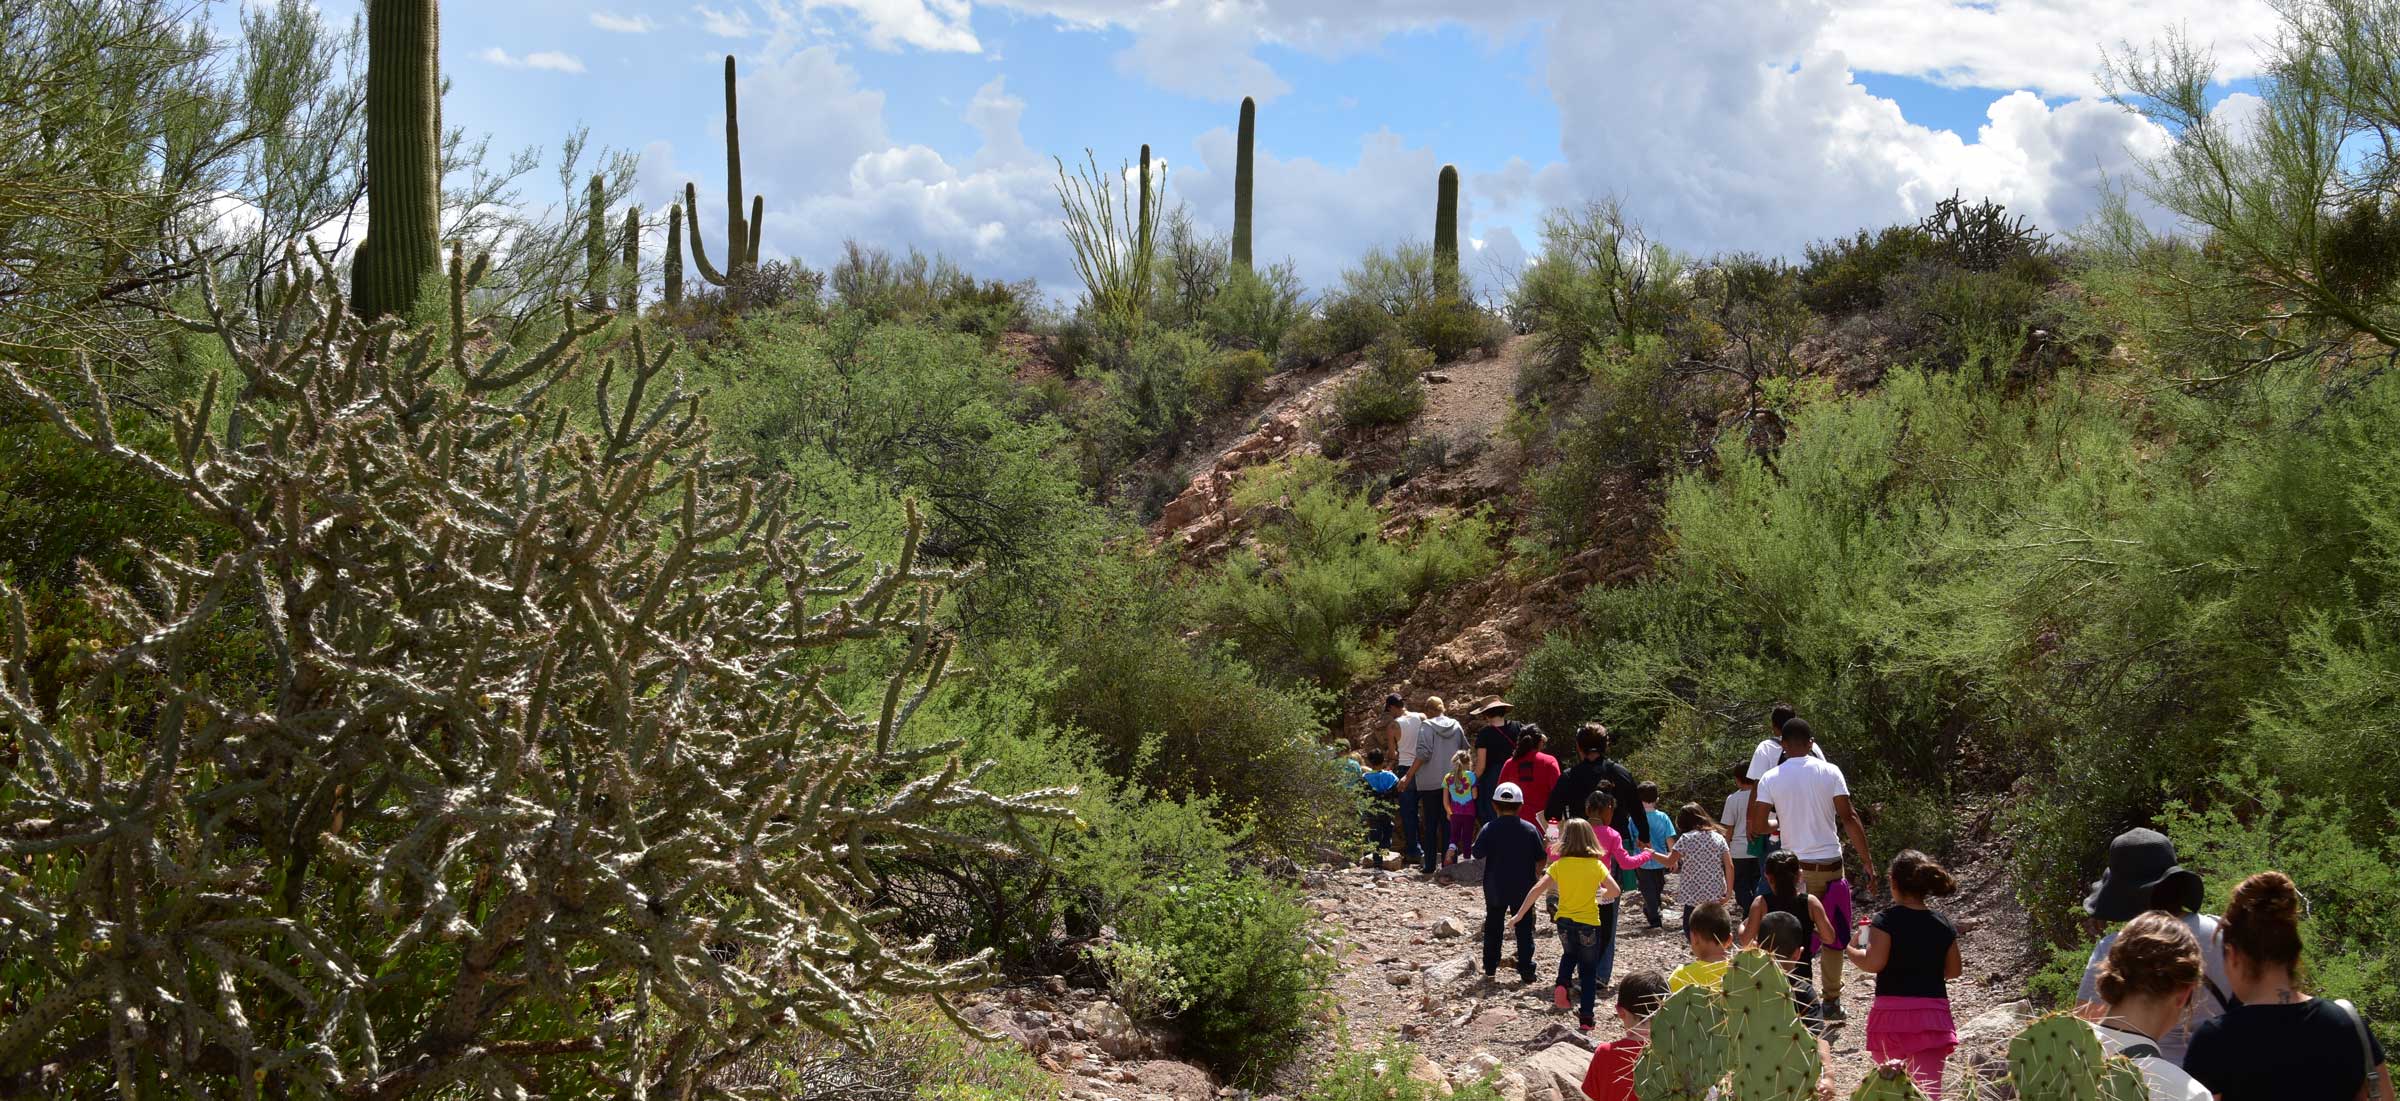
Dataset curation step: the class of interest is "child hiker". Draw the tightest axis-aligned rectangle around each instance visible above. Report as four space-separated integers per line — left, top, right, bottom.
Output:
1743 849 1839 973
1848 850 1963 1100
1723 763 1762 912
1663 802 1734 929
1669 901 1736 992
1512 818 1627 1030
1443 750 1478 866
1568 789 1661 993
1580 971 1672 1101
1362 749 1399 853
1635 781 1674 928
1473 782 1545 982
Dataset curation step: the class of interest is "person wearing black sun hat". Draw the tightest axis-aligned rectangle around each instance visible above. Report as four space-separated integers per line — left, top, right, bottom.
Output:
2071 828 2234 1066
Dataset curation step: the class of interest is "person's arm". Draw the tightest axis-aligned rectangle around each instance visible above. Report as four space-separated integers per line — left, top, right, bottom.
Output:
1944 940 1964 981
1844 922 1889 973
1471 821 1491 860
1748 796 1774 844
1666 842 1685 872
1598 872 1624 905
1741 898 1763 947
1808 896 1838 947
2362 1060 2393 1101
1512 873 1557 925
1721 848 1736 903
1833 794 1874 887
1475 737 1491 785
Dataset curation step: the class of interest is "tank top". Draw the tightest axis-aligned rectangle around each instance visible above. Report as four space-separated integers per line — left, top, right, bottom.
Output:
1765 883 1814 960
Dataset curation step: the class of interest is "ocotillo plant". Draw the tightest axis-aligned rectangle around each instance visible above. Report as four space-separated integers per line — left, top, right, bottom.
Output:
0 246 1074 1097
1055 149 1163 339
1634 983 1732 1101
1434 163 1462 298
1723 950 1820 1101
1233 95 1256 272
681 55 766 296
352 0 441 319
665 200 685 305
583 172 607 310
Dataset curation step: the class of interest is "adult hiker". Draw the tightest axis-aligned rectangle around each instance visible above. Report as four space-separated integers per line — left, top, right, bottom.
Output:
2072 827 2231 1065
1398 695 1469 875
2088 912 2214 1101
1548 723 1653 869
2183 871 2393 1101
1745 701 1828 782
1496 724 1562 829
1382 693 1425 862
1468 698 1522 826
1748 717 1874 1021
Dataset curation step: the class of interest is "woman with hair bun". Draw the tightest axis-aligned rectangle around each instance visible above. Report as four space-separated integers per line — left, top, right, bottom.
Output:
2183 872 2393 1101
2089 912 2212 1100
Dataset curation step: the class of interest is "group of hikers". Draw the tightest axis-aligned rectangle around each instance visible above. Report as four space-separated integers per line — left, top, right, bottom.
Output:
1345 696 2392 1101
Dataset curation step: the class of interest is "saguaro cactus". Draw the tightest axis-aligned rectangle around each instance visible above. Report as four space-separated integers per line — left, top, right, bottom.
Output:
1232 95 1256 272
681 55 766 293
351 0 442 319
664 201 684 306
618 205 640 311
1723 950 1820 1101
583 173 607 310
1139 143 1154 265
1634 984 1731 1101
1434 163 1462 298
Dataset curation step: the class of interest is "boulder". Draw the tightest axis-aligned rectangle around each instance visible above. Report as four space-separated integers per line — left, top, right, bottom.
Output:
1432 915 1467 939
1074 1002 1151 1061
1407 1052 1454 1096
1124 1059 1215 1098
1956 999 2036 1052
1446 857 1486 886
1449 1051 1503 1088
1521 1042 1595 1101
1422 956 1477 986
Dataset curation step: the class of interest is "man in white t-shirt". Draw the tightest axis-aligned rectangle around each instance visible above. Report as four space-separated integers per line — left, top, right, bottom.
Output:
1381 693 1425 862
1745 702 1827 782
1749 718 1874 1018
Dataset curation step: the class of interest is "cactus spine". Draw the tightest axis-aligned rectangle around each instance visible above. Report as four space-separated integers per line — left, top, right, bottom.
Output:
1232 95 1255 272
1434 162 1461 298
583 173 607 311
619 205 640 311
681 55 764 292
352 0 442 319
664 202 684 306
1635 984 1731 1101
2006 1014 2107 1101
1851 1064 1934 1101
1723 950 1820 1101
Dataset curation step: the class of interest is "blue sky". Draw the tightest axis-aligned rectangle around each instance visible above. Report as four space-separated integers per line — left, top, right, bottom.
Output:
280 0 2277 302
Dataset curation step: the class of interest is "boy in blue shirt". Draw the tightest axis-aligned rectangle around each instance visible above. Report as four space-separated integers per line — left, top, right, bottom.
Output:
1473 782 1544 982
1362 749 1400 852
1636 781 1675 928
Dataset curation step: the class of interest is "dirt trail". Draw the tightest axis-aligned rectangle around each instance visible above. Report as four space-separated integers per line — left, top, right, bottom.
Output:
1409 335 1530 488
1293 828 2038 1100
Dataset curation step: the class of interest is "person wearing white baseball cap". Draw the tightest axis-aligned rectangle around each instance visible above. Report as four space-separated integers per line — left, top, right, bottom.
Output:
1474 782 1545 983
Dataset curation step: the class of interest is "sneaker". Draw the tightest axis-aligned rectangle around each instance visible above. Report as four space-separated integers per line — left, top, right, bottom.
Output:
1823 999 1847 1022
1578 1016 1596 1032
1553 984 1572 1010
1518 969 1538 985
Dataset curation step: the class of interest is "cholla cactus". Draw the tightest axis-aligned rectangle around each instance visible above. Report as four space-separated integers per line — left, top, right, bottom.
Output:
0 246 1072 1098
1852 1063 1934 1101
1635 983 1731 1101
1723 949 1818 1101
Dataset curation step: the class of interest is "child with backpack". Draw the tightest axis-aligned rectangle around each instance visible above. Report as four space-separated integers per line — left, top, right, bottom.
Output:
1442 750 1478 866
1580 971 1672 1101
1723 764 1762 912
1848 850 1964 1100
1663 802 1733 929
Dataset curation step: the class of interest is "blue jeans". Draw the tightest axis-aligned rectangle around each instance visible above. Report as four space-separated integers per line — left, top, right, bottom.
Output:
1555 915 1608 1024
1636 868 1668 926
1734 857 1761 914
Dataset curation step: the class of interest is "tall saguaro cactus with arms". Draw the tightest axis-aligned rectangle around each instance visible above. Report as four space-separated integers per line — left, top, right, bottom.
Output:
351 0 442 320
682 55 766 298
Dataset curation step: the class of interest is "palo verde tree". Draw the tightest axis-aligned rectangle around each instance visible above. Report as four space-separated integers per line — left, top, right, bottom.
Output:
0 248 1072 1098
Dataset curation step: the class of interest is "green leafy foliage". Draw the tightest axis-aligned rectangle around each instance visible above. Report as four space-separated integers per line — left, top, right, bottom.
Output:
1205 262 1307 356
1121 871 1333 1087
1194 456 1495 692
1335 337 1431 428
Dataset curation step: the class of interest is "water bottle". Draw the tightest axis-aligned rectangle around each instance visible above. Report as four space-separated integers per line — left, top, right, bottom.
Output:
1545 820 1562 859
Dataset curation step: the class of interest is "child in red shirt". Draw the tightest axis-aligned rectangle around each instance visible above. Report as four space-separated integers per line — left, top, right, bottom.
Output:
1582 970 1671 1101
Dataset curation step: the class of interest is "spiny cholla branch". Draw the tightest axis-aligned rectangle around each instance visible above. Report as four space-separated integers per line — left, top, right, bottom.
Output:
0 246 1074 1100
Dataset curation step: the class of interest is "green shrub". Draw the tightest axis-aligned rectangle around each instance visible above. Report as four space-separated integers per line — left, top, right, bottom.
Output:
1798 223 1939 315
1280 315 1340 369
1124 871 1333 1086
1335 337 1431 428
1206 262 1307 356
1523 334 1687 542
1086 938 1194 1024
1301 1044 1511 1101
1090 327 1217 464
1405 294 1497 362
766 998 1062 1101
1198 348 1273 413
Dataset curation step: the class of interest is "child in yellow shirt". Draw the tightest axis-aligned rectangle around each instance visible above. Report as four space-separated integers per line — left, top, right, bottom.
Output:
1668 901 1735 992
1511 818 1626 1030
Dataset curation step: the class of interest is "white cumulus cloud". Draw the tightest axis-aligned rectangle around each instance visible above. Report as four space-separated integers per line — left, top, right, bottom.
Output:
478 47 587 73
590 11 659 33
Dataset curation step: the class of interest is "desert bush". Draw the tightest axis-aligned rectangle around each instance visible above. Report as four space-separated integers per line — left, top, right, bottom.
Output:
1799 223 1940 315
751 998 1062 1101
1122 871 1332 1086
1509 200 1692 400
1335 336 1431 428
1198 348 1274 412
1086 938 1194 1024
1153 205 1231 328
1205 262 1307 356
829 241 1033 340
1522 334 1688 542
1089 327 1217 466
1406 294 1499 362
0 255 1071 1097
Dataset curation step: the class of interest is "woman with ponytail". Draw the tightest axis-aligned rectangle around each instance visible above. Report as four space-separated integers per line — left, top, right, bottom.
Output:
2184 872 2392 1101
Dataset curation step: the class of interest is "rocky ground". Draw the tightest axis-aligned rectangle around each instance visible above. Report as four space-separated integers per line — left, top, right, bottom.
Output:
966 826 2044 1101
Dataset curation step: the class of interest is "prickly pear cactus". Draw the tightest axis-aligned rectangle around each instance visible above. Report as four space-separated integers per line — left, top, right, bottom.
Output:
1723 949 1819 1101
2095 1055 2149 1101
1851 1062 1934 1101
2007 1014 2107 1101
1635 984 1730 1101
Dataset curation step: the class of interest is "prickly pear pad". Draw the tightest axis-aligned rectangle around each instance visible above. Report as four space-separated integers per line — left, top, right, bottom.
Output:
1634 983 1731 1101
1723 948 1820 1101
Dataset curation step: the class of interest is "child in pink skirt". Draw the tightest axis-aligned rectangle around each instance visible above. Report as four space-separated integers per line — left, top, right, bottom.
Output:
1442 751 1479 865
1846 850 1963 1099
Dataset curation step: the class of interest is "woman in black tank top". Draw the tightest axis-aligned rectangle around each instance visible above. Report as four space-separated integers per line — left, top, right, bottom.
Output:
1744 849 1837 960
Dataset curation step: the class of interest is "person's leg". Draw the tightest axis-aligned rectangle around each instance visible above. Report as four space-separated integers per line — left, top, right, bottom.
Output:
1734 858 1759 913
1681 902 1694 930
1567 921 1602 1024
1419 797 1448 873
1639 869 1666 927
1398 789 1420 862
1801 865 1846 1008
1475 791 1495 827
1482 899 1504 977
1514 909 1538 982
1594 900 1619 989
